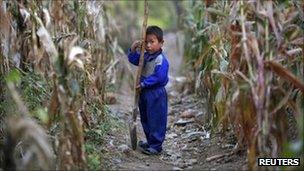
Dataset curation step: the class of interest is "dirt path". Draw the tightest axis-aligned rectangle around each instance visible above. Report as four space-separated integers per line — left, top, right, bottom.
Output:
105 32 247 170
106 93 247 170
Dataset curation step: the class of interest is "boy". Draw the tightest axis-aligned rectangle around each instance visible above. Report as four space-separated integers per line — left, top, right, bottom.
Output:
127 26 169 155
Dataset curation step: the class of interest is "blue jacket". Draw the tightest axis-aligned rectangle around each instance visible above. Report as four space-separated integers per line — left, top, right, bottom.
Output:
127 49 169 89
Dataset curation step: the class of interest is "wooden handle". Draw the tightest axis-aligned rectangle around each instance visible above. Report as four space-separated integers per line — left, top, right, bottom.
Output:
134 0 149 108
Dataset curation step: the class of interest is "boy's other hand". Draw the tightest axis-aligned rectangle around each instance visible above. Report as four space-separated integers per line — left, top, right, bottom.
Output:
131 40 142 52
136 84 141 93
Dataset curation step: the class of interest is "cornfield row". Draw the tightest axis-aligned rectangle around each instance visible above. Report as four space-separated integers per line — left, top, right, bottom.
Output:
184 0 303 169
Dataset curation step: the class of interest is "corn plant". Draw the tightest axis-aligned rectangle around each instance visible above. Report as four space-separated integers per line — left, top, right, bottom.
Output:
0 0 114 170
184 0 303 169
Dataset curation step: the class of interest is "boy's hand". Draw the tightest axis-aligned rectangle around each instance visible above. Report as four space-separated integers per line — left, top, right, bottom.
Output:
136 84 141 93
131 40 142 52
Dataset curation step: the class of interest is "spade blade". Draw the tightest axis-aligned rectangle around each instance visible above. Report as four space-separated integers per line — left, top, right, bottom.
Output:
129 121 137 150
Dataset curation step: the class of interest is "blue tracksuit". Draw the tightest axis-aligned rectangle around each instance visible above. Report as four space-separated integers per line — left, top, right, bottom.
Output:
128 48 169 152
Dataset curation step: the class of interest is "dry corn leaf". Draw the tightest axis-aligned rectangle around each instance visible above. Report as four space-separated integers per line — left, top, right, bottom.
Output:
19 7 30 24
289 37 304 46
48 83 59 126
42 8 51 29
36 26 58 62
266 1 281 46
283 11 298 25
286 48 302 56
0 5 10 36
266 60 304 93
67 46 89 70
229 23 242 71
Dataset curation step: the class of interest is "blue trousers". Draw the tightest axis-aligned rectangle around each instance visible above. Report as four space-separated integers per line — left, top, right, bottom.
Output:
139 87 168 152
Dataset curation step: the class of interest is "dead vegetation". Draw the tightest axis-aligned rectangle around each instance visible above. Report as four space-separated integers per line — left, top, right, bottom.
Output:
184 0 303 169
0 0 121 170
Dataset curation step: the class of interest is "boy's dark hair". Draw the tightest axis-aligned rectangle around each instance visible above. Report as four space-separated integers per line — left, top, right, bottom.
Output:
146 26 163 42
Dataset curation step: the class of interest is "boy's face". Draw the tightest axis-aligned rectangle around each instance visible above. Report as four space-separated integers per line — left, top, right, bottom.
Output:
145 34 163 54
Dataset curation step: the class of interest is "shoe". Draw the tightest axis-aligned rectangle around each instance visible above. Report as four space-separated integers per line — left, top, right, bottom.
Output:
138 140 149 150
141 147 161 155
